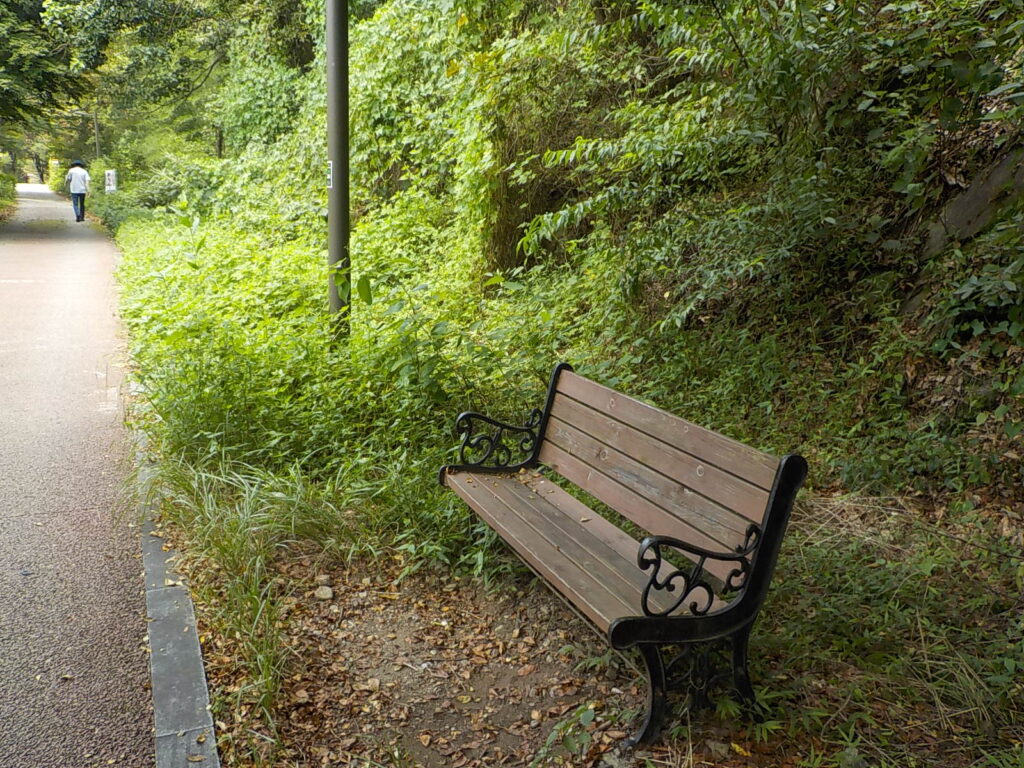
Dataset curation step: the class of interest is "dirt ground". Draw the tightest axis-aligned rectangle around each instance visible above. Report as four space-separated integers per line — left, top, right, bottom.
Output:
193 553 795 768
221 554 656 767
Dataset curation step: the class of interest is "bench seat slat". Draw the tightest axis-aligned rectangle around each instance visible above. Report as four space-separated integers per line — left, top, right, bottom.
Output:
538 442 741 586
446 472 637 632
516 472 727 614
494 477 681 617
542 415 753 547
556 371 779 492
548 396 769 525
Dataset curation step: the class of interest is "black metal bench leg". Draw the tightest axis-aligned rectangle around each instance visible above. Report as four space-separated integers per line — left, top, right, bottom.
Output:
731 624 756 705
626 644 668 747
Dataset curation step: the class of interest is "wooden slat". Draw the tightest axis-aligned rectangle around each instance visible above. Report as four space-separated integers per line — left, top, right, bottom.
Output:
534 443 740 585
556 371 779 491
516 472 727 614
490 477 676 616
446 472 634 631
541 416 749 546
548 396 767 526
515 471 652 569
448 471 727 626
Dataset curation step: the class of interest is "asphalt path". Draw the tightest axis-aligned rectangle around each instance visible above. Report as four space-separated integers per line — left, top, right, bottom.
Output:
0 185 153 767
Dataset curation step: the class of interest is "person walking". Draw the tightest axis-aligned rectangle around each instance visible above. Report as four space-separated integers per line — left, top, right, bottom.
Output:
64 161 90 222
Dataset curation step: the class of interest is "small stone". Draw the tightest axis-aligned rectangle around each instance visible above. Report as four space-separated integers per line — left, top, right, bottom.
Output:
838 748 868 768
314 574 332 586
597 750 633 768
705 740 730 759
314 586 334 600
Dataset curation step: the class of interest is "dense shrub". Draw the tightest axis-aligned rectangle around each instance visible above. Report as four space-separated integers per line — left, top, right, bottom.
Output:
111 0 1024 526
0 172 15 215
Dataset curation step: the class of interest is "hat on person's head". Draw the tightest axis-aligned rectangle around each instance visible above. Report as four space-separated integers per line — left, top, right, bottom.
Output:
69 160 85 168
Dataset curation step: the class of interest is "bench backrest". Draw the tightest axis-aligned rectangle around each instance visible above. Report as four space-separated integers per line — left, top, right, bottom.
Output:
536 368 782 585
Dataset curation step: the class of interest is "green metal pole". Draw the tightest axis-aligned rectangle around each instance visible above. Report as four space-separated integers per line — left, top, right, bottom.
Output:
327 0 349 325
93 108 101 158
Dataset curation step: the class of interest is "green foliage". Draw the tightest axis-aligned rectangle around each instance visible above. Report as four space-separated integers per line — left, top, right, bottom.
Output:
0 0 83 122
116 204 496 568
521 0 1024 327
0 171 14 214
42 0 226 97
528 702 605 766
211 27 304 153
930 204 1024 356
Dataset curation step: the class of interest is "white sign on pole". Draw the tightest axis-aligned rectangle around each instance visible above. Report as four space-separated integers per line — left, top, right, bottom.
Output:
104 169 117 192
327 161 333 190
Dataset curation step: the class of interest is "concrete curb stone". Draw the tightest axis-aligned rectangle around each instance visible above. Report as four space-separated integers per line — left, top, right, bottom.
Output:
138 455 221 768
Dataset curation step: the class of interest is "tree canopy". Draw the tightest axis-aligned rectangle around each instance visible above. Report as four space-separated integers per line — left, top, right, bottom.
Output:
0 0 82 122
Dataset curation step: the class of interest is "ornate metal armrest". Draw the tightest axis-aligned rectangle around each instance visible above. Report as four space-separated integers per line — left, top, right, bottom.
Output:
442 408 543 476
637 526 761 617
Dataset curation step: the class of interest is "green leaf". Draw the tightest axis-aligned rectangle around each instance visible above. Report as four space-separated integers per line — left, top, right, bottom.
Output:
988 81 1024 98
357 275 372 305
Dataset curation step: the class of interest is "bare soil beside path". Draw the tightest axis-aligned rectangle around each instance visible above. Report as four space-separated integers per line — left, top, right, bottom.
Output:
191 549 792 768
199 554 644 768
0 184 153 767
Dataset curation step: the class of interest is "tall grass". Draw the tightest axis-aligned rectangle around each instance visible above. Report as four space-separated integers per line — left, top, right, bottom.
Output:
760 495 1024 766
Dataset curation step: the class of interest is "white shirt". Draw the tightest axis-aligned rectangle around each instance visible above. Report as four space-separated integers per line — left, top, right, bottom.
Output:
66 167 90 194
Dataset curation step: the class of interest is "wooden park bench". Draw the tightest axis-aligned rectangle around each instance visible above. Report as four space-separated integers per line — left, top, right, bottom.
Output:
439 363 807 745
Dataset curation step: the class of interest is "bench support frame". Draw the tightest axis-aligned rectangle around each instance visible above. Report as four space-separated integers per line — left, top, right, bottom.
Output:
610 453 807 744
437 363 573 483
627 623 758 745
633 645 669 747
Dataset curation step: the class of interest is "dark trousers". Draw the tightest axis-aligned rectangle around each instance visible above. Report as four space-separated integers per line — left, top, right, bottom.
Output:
71 193 86 221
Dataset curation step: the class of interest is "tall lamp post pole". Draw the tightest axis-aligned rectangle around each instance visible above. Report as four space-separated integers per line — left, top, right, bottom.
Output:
92 107 101 158
326 0 349 324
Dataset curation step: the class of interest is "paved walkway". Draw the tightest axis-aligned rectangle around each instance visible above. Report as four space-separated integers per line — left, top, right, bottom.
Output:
0 185 153 767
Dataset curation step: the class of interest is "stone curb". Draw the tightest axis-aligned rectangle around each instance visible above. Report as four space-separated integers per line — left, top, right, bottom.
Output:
138 453 221 768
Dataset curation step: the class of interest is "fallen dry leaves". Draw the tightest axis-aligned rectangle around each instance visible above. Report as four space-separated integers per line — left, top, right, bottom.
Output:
190 547 676 767
187 549 894 768
174 525 1013 767
264 558 639 767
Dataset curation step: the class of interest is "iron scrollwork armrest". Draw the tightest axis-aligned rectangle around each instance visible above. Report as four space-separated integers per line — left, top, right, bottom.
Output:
637 525 762 617
449 408 543 473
